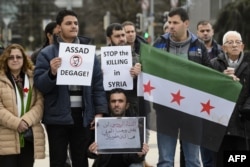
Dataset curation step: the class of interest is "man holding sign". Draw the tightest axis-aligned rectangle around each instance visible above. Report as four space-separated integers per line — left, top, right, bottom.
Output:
101 23 141 118
34 9 108 167
88 88 149 167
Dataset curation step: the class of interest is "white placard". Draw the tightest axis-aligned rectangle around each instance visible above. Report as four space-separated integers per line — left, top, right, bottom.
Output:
101 45 133 90
57 43 96 86
95 117 145 154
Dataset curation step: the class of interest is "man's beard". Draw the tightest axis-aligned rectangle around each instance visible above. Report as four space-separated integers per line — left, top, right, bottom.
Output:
112 108 125 117
111 40 126 46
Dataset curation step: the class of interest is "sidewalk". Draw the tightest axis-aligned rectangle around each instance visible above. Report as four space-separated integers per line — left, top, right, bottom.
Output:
34 130 181 167
145 131 181 167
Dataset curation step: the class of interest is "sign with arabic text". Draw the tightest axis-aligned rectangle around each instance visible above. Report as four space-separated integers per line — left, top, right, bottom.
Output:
95 117 145 153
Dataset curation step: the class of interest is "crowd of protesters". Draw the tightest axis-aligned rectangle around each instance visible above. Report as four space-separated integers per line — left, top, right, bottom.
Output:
0 6 250 167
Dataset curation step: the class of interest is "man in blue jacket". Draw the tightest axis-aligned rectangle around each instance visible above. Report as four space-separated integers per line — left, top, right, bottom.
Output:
153 7 211 167
34 9 108 167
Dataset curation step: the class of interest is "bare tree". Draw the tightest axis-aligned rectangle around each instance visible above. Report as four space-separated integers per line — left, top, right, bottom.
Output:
84 0 172 45
4 0 175 49
214 0 250 50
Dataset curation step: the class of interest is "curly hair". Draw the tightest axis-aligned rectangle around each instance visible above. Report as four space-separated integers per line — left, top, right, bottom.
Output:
0 43 34 74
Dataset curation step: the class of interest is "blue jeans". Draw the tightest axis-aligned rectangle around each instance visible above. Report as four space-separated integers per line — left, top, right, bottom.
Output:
157 133 200 167
200 146 216 167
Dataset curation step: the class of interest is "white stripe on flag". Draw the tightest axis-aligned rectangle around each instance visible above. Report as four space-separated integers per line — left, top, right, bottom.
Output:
141 72 235 127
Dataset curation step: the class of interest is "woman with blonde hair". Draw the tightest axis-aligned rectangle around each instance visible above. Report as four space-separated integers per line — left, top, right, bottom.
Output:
0 44 45 167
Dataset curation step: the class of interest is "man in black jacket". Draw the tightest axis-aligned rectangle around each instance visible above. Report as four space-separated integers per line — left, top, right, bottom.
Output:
104 23 142 117
196 20 222 59
121 21 147 117
122 21 151 167
196 20 223 167
211 30 250 166
88 88 149 167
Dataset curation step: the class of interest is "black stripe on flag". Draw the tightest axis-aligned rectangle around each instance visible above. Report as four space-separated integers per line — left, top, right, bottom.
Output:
140 97 226 152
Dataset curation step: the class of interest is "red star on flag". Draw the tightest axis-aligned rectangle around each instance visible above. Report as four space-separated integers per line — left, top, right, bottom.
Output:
171 90 185 105
23 87 29 93
143 81 155 95
201 100 214 115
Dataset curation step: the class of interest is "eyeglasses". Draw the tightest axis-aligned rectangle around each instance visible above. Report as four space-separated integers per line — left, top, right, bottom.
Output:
8 55 23 61
224 40 242 46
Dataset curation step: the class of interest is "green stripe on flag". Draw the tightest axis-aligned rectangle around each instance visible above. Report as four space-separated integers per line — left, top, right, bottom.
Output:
140 43 242 102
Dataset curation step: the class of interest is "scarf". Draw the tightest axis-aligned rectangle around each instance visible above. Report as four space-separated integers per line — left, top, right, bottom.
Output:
226 52 244 70
14 74 32 147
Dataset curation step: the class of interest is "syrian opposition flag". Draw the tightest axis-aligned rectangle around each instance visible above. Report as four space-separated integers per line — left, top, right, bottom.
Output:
138 43 242 152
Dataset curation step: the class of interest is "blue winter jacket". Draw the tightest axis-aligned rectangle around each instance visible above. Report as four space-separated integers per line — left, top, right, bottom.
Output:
153 31 212 67
34 36 108 127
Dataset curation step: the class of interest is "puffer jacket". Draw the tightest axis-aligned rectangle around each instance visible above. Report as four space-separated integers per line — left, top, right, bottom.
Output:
34 36 108 127
0 70 45 159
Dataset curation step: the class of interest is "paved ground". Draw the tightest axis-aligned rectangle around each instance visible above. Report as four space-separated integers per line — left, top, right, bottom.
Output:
34 130 181 167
